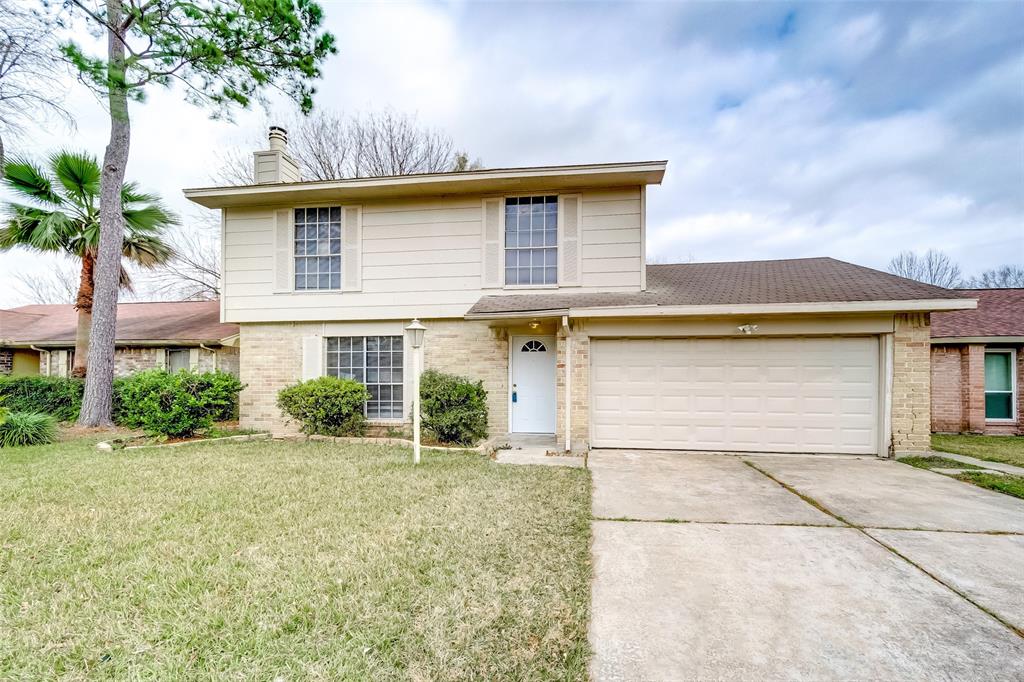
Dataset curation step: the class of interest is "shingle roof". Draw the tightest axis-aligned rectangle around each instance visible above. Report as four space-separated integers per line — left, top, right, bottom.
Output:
466 257 967 316
930 288 1024 338
0 300 238 345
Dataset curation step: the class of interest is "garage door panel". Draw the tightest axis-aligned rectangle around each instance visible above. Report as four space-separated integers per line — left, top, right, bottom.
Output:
591 336 879 455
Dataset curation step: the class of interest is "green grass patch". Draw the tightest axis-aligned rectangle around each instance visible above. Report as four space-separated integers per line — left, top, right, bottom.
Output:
932 433 1024 467
955 471 1024 500
899 455 983 471
0 438 591 679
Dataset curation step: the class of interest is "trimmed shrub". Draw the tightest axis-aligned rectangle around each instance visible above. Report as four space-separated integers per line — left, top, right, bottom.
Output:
0 376 83 421
419 369 488 445
277 377 370 436
0 411 57 447
114 369 244 438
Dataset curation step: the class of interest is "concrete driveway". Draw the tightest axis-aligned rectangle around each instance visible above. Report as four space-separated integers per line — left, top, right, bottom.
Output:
589 451 1024 681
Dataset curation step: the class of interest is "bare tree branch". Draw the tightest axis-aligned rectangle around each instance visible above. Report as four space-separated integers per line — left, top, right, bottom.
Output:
214 108 482 184
962 265 1024 289
12 263 80 305
887 250 964 288
0 5 76 169
148 211 221 300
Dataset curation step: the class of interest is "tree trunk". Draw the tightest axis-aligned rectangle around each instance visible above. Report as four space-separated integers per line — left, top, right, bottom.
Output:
79 0 129 426
71 252 95 378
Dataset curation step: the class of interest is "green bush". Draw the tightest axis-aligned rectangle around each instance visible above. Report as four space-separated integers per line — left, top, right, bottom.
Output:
0 376 83 421
114 369 244 438
419 369 488 445
277 377 370 436
0 411 57 447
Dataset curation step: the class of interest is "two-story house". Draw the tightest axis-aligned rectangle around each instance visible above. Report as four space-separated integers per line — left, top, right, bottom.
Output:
185 127 974 456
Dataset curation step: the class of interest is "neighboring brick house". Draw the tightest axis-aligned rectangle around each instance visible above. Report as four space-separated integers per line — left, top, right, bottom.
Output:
0 301 240 378
931 289 1023 435
184 127 975 456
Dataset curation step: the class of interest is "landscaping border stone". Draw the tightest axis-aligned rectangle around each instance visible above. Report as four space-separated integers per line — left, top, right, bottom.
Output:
96 433 271 451
271 432 496 455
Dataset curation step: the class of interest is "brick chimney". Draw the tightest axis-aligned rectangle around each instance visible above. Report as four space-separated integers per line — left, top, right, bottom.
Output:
253 126 301 183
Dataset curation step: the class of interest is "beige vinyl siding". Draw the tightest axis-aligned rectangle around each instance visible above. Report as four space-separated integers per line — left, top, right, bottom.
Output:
221 187 643 323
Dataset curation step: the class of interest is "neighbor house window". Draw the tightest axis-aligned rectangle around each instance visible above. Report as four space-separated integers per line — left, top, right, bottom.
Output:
167 348 190 373
295 207 341 290
984 350 1016 421
505 195 557 286
325 336 404 419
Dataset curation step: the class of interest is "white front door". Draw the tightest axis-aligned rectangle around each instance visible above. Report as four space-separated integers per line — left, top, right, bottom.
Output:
511 336 557 433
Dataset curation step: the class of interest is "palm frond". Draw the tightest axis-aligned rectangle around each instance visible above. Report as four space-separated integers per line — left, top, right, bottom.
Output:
0 205 74 252
122 233 176 267
2 157 64 207
123 203 180 234
121 182 159 205
51 151 101 206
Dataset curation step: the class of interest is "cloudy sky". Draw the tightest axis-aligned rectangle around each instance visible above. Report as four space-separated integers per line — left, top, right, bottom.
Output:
1 0 1022 307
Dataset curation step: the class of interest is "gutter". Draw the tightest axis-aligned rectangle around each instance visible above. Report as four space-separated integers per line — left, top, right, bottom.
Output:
931 336 1024 344
465 298 977 321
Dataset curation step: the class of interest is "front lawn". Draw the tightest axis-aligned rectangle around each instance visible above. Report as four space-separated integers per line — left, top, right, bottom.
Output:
954 471 1024 500
0 438 591 679
931 433 1024 467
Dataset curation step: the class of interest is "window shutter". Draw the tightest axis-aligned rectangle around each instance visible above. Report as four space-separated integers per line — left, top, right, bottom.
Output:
481 198 503 288
301 336 323 380
154 348 166 370
343 206 362 292
189 348 200 370
274 208 294 292
558 194 582 287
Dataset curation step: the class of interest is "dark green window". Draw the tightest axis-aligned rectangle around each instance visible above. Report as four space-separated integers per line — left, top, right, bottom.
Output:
984 351 1015 420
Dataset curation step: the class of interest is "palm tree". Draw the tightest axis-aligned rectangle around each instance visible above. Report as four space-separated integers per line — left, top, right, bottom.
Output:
1 151 177 377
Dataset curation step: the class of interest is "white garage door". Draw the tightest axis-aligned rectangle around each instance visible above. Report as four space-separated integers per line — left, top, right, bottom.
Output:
590 337 879 454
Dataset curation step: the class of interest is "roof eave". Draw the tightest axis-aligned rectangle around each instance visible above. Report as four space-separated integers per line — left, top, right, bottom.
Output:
465 298 977 320
931 335 1024 344
184 161 668 209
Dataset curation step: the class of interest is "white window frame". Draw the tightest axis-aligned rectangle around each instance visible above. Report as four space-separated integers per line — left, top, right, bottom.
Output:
984 348 1017 422
324 335 405 421
502 193 559 289
293 205 343 292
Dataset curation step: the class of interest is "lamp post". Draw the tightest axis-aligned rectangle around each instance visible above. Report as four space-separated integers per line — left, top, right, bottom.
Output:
405 318 426 464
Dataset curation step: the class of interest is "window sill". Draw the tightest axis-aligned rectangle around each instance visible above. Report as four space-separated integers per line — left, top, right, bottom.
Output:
274 289 345 295
502 284 560 290
984 418 1018 423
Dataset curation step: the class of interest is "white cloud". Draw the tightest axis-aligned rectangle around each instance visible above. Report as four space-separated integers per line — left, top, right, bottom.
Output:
1 1 1021 307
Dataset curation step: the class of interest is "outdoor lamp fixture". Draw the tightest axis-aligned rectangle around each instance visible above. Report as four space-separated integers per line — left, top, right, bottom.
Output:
405 319 427 465
528 320 541 330
737 324 759 335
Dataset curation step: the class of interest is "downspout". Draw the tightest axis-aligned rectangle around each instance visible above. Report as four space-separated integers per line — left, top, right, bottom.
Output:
199 343 217 371
562 315 572 453
30 345 50 376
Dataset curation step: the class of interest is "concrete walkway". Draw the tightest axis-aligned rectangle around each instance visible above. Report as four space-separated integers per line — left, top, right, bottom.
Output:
926 450 1024 475
588 451 1024 681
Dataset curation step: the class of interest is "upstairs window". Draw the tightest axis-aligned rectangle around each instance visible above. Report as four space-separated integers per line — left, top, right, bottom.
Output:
984 350 1016 421
505 196 557 286
295 207 341 290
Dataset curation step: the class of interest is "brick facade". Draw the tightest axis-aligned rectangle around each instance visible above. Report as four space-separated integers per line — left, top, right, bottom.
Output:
237 320 508 436
236 314 945 454
31 346 239 378
0 349 11 375
422 319 509 437
931 342 1023 436
891 313 932 454
555 326 590 452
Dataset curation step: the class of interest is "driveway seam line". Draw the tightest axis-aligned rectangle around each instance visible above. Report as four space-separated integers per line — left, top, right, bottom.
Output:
743 459 1024 641
590 516 1023 535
